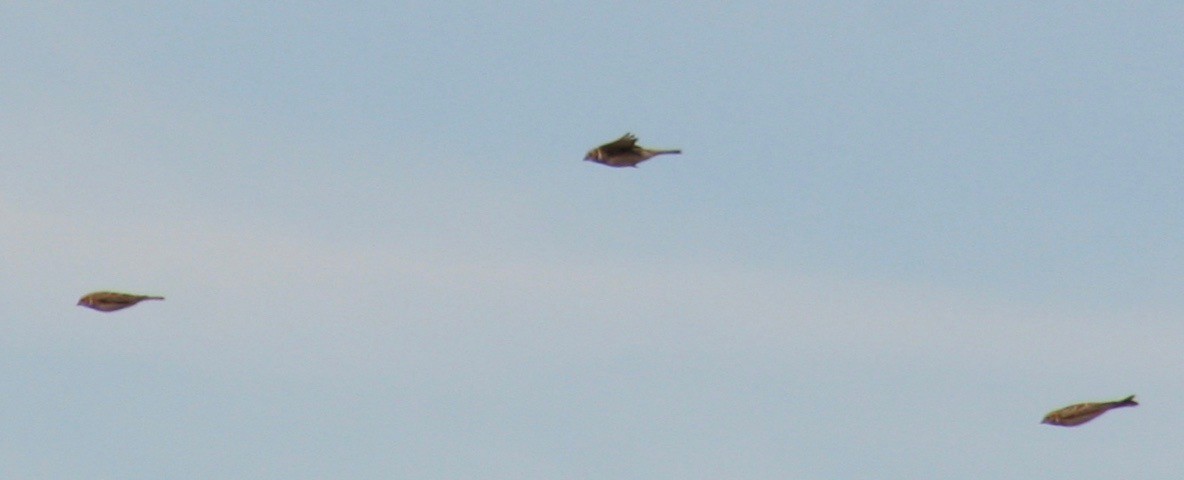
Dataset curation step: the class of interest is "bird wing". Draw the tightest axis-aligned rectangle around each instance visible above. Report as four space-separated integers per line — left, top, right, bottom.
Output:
105 295 143 304
597 133 639 154
1057 402 1106 419
92 292 145 304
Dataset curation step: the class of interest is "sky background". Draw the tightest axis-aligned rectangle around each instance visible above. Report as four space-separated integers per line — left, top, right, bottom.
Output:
3 2 1183 479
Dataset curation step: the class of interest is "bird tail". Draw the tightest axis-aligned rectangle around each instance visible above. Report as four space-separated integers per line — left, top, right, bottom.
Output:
656 149 681 155
1116 395 1137 407
145 296 165 301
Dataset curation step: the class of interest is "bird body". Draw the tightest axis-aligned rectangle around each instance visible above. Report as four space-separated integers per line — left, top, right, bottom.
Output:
1041 395 1137 427
584 133 680 168
77 291 165 312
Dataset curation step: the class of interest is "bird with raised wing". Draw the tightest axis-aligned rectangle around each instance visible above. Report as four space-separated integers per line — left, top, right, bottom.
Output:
584 133 681 168
77 291 165 312
1041 395 1137 427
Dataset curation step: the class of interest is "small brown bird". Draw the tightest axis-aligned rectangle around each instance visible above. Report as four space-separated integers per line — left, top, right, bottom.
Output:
1041 395 1137 427
77 291 165 312
584 133 681 168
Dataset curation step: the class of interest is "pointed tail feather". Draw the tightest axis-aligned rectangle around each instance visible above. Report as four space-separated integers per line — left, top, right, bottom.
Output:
1118 395 1137 407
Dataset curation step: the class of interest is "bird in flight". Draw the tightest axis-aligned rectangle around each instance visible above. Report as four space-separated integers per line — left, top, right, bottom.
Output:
584 133 681 168
77 291 165 312
1041 395 1137 427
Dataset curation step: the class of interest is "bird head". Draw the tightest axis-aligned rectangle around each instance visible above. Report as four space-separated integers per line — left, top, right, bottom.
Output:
584 148 602 162
1040 415 1055 425
77 297 91 307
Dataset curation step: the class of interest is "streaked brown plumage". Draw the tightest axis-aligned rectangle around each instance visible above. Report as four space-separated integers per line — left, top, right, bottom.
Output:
77 291 165 312
584 133 681 168
1041 395 1137 427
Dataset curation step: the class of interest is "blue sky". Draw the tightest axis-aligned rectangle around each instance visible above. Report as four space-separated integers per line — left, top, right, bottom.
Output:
3 2 1183 478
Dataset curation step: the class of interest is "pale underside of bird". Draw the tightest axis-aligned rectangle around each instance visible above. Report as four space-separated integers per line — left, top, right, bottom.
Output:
77 291 165 312
1041 395 1137 427
584 133 681 168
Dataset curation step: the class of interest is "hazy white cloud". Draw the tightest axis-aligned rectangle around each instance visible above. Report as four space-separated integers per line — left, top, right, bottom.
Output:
6 196 1177 392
